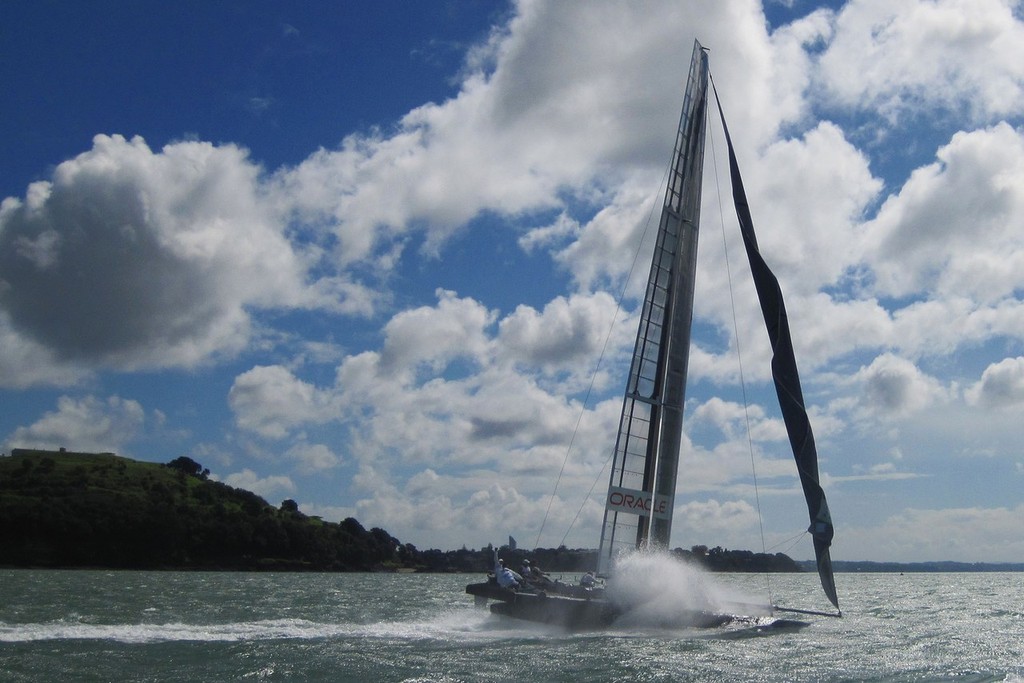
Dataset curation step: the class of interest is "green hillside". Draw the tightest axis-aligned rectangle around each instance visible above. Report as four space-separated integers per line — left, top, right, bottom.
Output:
1 448 804 574
0 449 412 571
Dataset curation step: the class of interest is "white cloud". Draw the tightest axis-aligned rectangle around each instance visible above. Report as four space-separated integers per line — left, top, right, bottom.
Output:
220 288 610 473
269 0 810 280
729 122 881 295
518 212 579 254
0 314 92 388
816 0 1024 121
551 178 664 293
966 356 1024 408
3 394 144 454
222 468 295 501
840 504 1024 562
676 120 884 384
674 498 760 538
498 292 620 371
863 124 1024 303
285 442 342 473
0 134 374 382
379 289 495 376
209 0 1012 564
690 397 780 444
229 365 337 439
850 353 952 420
839 461 922 482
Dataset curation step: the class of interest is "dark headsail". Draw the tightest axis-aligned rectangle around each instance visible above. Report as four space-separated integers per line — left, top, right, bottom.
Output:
710 80 840 612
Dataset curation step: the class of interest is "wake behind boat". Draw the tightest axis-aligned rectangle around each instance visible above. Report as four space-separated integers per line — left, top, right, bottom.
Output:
467 40 840 631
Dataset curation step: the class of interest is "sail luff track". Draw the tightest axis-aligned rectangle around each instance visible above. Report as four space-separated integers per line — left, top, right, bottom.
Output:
709 78 840 612
597 40 709 576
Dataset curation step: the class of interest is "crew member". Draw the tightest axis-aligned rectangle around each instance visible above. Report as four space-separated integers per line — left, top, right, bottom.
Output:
494 551 523 590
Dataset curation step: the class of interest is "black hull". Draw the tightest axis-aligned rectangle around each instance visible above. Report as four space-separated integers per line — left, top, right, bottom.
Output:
488 590 619 629
466 578 614 629
466 580 788 632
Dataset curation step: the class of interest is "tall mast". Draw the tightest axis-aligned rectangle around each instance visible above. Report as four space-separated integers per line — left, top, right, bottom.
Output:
597 40 709 575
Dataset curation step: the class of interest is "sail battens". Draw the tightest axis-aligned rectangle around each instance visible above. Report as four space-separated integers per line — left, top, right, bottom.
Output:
597 41 709 575
623 392 659 407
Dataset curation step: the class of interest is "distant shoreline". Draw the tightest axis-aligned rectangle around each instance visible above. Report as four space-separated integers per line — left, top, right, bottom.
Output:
3 449 1021 573
801 560 1024 573
3 563 1022 574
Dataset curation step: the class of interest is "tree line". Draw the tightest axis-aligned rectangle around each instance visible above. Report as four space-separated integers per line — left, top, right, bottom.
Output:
0 449 800 574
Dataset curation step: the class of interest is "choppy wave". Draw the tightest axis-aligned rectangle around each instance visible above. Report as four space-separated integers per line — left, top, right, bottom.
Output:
1 617 342 643
0 609 514 644
3 571 1022 682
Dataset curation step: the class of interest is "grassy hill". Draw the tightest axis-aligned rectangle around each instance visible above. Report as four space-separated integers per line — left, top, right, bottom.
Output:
0 449 412 571
1 448 804 574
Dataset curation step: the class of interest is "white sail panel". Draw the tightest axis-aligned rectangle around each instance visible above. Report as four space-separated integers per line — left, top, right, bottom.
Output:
605 485 672 520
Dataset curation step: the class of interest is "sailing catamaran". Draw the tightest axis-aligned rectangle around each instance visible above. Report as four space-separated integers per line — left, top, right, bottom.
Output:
466 40 840 630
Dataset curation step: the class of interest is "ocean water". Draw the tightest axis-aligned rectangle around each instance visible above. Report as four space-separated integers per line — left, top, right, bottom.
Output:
0 568 1021 682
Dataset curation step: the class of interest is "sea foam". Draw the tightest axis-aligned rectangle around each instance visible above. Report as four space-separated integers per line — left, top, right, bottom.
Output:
605 550 772 627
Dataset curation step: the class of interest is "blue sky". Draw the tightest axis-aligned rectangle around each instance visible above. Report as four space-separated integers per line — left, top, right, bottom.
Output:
2 0 1023 565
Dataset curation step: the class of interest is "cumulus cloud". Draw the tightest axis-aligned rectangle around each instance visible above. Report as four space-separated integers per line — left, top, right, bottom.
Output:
966 356 1024 408
285 442 342 473
269 1 809 285
851 353 951 419
172 0 1024 558
225 287 605 469
727 122 881 295
676 120 883 384
347 467 606 549
673 499 760 537
498 292 620 370
816 0 1024 121
690 397 771 442
379 289 495 375
841 504 1024 562
214 282 625 549
229 365 337 438
863 124 1024 303
0 134 373 384
3 394 144 454
330 293 620 489
0 316 92 388
222 468 295 501
840 461 922 482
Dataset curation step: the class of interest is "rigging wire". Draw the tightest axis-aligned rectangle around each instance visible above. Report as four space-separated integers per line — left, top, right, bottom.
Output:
773 529 811 557
557 452 610 549
533 162 671 550
707 76 774 606
531 334 608 548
